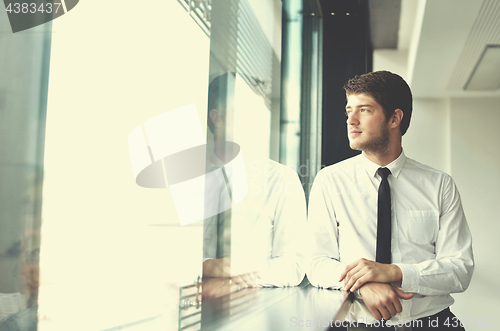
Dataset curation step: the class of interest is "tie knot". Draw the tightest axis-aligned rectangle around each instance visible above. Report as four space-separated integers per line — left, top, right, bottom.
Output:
377 167 391 179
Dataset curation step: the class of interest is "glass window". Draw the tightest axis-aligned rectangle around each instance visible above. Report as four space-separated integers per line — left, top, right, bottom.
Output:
37 0 283 330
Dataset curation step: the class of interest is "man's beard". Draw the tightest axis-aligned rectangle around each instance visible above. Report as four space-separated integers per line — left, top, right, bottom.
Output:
349 125 390 155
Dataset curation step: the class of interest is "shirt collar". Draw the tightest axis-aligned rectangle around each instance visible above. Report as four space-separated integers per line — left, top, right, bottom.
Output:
211 153 226 168
360 149 406 179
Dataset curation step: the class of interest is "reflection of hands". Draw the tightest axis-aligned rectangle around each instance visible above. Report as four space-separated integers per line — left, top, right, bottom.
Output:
203 257 261 288
201 277 258 301
200 277 237 301
21 263 39 295
339 258 402 292
203 257 232 278
357 283 413 321
230 273 261 288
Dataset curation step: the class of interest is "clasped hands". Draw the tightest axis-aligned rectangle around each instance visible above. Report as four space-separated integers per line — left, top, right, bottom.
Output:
339 258 413 321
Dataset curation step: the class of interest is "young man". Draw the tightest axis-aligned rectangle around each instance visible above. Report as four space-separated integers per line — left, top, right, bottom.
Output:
307 71 473 329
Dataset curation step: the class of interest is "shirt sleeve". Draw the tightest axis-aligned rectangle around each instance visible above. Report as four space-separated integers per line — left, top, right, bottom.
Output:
306 170 348 289
257 169 307 287
394 175 474 295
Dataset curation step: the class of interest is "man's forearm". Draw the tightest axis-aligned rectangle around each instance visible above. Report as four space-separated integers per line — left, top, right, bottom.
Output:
395 257 474 296
340 258 403 292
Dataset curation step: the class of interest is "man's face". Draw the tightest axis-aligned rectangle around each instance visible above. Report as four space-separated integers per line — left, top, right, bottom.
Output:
345 93 390 154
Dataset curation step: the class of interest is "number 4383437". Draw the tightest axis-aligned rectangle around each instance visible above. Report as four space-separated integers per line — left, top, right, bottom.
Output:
5 2 62 14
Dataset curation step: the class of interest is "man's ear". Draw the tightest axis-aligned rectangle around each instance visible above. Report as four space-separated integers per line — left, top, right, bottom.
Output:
391 109 403 130
209 109 222 128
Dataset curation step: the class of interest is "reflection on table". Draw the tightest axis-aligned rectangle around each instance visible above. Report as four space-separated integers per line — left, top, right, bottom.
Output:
179 279 351 331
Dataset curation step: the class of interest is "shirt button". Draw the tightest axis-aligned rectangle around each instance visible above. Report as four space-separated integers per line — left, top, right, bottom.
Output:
407 287 412 291
403 314 408 318
391 238 395 243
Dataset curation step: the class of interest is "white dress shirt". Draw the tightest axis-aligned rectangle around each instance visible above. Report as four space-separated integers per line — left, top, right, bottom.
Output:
306 151 474 322
204 154 307 287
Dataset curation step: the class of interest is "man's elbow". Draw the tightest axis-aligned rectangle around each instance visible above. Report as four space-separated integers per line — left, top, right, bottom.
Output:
459 263 474 292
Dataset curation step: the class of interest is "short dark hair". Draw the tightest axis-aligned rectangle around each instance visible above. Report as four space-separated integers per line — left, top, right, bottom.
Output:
207 73 235 133
343 71 413 135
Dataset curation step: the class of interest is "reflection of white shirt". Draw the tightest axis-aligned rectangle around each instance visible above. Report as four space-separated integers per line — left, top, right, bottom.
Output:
204 156 307 287
306 151 474 322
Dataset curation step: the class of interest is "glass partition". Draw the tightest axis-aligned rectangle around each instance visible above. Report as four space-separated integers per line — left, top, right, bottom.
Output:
0 6 51 330
37 0 285 330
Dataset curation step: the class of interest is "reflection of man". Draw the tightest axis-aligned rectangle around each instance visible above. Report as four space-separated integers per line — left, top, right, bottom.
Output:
202 73 306 289
307 71 473 329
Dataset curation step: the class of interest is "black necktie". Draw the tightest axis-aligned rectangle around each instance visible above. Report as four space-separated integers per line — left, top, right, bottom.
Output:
376 167 392 264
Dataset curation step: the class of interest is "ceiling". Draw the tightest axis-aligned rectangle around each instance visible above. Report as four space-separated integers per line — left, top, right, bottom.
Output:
369 0 400 49
371 0 500 98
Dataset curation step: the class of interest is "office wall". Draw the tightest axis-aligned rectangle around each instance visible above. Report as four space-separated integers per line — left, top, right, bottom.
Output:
447 97 500 328
403 95 500 330
403 98 450 173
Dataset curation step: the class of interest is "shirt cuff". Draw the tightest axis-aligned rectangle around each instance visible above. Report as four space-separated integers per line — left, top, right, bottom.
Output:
307 260 347 289
393 263 420 293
